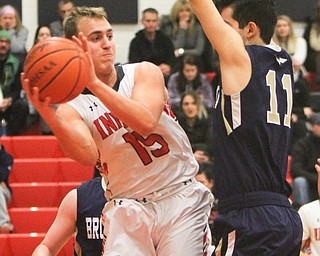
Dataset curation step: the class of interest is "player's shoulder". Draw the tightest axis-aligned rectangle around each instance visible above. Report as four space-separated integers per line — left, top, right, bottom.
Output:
298 199 320 213
132 61 163 78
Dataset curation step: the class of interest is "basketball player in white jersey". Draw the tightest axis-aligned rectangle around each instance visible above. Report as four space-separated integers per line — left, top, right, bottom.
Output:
21 6 213 256
299 159 320 255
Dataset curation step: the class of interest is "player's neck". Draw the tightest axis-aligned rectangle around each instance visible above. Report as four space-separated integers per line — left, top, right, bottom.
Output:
100 67 117 88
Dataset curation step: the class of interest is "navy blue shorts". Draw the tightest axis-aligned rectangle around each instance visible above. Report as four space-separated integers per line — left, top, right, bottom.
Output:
213 192 302 256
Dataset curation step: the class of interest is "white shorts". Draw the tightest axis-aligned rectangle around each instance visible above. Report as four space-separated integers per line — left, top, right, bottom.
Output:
102 179 213 256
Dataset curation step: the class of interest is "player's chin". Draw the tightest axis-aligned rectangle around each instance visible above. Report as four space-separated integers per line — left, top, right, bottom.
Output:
100 53 114 61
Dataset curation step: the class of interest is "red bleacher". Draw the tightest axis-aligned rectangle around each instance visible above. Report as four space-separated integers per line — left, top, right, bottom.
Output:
0 136 93 255
0 234 74 256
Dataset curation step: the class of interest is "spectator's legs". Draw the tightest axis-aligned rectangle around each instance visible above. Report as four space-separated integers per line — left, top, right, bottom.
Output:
7 98 29 135
292 177 311 208
0 184 11 227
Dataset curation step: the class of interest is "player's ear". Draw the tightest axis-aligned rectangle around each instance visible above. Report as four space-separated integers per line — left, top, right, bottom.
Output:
245 21 261 43
247 22 258 36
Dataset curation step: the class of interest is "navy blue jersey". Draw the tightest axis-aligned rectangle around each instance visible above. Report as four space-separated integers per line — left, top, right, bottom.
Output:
213 44 293 200
75 177 107 256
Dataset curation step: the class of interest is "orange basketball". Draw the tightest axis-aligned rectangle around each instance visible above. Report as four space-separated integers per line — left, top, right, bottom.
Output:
24 37 90 104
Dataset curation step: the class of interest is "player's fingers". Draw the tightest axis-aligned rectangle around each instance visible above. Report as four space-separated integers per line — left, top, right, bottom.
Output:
20 73 34 99
44 96 52 106
72 34 82 48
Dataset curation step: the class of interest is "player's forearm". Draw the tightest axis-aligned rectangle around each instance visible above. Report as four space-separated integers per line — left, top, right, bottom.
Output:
44 108 98 166
89 69 164 136
32 244 53 256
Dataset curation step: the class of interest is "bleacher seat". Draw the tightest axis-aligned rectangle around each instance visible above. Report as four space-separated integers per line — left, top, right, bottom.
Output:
0 233 74 256
205 72 216 83
1 136 65 158
9 182 80 208
10 158 92 183
9 207 58 233
0 233 45 256
2 135 91 255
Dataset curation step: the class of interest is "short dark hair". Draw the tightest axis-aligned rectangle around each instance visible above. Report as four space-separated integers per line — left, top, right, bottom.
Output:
58 0 74 9
142 8 158 16
198 162 214 181
220 0 277 44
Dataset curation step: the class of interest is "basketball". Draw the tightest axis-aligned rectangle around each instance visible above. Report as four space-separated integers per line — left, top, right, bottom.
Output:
24 37 90 104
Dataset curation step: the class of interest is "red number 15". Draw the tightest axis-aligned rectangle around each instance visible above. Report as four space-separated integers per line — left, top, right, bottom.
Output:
122 131 170 166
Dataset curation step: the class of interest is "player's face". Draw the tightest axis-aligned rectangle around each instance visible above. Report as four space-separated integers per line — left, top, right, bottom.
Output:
182 95 198 119
78 17 116 75
221 6 247 43
142 12 159 33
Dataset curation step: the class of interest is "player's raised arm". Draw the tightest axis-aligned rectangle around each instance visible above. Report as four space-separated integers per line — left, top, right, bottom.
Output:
189 0 251 94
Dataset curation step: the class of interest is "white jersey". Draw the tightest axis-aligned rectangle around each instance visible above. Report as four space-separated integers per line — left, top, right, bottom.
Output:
68 63 198 199
298 200 320 255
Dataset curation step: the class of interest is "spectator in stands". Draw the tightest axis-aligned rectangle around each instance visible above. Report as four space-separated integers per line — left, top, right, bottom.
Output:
160 0 205 72
176 91 213 163
128 8 175 85
307 0 320 89
303 1 320 75
49 0 74 37
273 15 308 85
273 15 312 150
0 5 28 64
167 54 214 114
0 30 28 135
291 112 320 209
298 157 320 255
0 144 13 234
33 25 52 45
32 176 107 255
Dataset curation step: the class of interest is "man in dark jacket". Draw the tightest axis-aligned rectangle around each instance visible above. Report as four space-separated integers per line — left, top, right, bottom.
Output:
0 29 29 135
0 144 13 233
292 112 320 208
128 8 175 85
